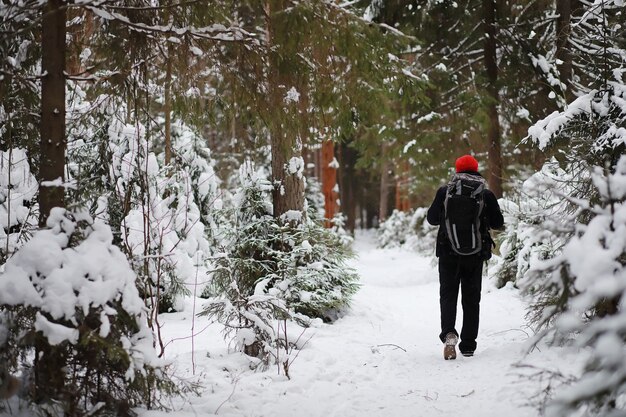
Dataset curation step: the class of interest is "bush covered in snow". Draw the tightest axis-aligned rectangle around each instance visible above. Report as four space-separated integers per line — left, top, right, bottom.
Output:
522 85 625 328
201 165 359 365
516 79 626 415
525 157 626 417
377 208 436 253
378 209 411 248
327 212 354 247
66 93 220 322
0 209 175 415
116 119 220 317
493 160 576 289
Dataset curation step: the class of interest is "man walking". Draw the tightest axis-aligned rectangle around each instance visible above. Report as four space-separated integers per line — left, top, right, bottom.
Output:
427 155 504 360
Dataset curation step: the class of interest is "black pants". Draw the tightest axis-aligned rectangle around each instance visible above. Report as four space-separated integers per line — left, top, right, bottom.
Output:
438 255 483 353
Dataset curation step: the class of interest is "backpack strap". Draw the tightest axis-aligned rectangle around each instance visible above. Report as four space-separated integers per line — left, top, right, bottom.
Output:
471 183 485 198
455 180 463 195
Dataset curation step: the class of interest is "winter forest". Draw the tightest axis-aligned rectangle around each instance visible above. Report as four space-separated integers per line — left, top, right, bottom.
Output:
0 0 625 416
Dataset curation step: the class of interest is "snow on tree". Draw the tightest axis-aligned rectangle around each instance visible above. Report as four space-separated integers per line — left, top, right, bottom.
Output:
106 109 218 321
510 53 626 414
304 176 326 221
0 208 175 415
527 157 626 417
170 120 224 251
65 86 221 353
200 164 292 362
377 208 437 252
526 0 624 103
0 148 38 261
201 163 359 366
494 160 576 289
0 1 40 163
306 176 353 246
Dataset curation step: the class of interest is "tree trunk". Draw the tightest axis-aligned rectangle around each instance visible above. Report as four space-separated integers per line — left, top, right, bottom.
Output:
321 140 338 226
379 142 392 222
555 0 573 102
314 147 322 179
66 9 94 76
483 0 503 198
379 162 390 222
266 0 305 219
34 337 67 403
271 135 305 218
163 0 173 166
270 140 305 217
37 5 70 389
39 0 67 226
164 48 173 166
163 56 172 165
365 187 378 228
395 161 411 212
339 141 358 233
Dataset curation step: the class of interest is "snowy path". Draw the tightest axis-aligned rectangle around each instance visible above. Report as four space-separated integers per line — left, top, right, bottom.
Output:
145 233 580 417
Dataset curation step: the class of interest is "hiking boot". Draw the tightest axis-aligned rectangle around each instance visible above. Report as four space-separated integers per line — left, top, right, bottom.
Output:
461 350 474 357
444 333 458 360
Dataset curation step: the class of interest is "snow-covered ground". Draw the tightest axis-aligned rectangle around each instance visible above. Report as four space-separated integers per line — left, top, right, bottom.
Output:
141 232 584 417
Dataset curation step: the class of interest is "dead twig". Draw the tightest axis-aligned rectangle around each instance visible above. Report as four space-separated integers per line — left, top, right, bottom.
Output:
376 343 407 352
214 375 240 415
459 389 475 397
487 328 531 338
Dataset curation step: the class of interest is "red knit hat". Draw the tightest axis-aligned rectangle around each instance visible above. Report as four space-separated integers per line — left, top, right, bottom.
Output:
455 155 479 173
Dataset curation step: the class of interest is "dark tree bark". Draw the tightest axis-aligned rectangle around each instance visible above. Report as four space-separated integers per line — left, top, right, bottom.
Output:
163 1 173 166
34 334 67 403
266 0 305 219
483 0 503 198
164 48 173 166
379 142 392 222
271 136 305 218
555 0 573 101
39 0 67 226
338 141 358 233
365 184 379 229
37 0 70 376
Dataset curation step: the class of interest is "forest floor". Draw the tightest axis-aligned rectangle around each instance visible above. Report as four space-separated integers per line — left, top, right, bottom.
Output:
141 231 586 417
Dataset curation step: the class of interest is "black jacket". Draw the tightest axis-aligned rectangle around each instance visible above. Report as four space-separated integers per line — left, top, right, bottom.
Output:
426 172 504 258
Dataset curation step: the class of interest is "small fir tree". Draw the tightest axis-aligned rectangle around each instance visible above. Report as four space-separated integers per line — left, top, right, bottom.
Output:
201 164 359 365
200 165 291 361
